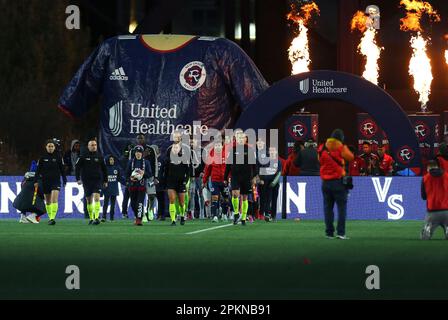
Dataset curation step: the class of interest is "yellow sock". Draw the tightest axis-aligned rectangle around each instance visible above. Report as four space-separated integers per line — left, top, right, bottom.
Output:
232 197 239 216
45 204 51 219
87 203 93 220
241 200 248 221
52 203 58 220
169 203 176 222
94 202 101 220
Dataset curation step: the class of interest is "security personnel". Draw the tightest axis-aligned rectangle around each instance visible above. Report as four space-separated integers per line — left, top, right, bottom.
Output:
75 139 108 225
34 140 67 225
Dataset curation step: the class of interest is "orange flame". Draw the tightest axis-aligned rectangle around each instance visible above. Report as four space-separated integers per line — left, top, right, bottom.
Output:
350 11 383 85
350 11 368 33
400 0 440 112
287 2 320 26
399 0 440 32
287 2 320 75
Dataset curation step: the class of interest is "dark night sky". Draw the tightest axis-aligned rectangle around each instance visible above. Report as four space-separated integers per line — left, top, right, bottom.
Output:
2 0 448 173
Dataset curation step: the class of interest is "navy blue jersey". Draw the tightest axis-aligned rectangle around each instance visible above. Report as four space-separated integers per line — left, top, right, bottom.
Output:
104 157 124 196
59 35 268 168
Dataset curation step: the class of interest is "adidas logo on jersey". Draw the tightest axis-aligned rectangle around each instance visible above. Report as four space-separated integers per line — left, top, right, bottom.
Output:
110 67 128 81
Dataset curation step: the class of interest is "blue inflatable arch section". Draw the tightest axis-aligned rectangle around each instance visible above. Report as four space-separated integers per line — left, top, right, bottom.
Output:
235 70 421 167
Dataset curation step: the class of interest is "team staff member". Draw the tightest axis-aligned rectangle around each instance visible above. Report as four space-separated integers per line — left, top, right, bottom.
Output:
294 139 320 176
259 147 282 222
75 139 108 225
420 160 448 240
203 139 229 223
35 140 67 225
126 146 152 226
224 130 258 226
165 142 191 226
319 129 354 239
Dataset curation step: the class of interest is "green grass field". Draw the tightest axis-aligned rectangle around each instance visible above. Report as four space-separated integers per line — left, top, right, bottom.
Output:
0 218 447 300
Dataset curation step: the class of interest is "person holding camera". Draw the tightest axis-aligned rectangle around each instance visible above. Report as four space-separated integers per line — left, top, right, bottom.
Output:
35 139 67 225
318 129 354 240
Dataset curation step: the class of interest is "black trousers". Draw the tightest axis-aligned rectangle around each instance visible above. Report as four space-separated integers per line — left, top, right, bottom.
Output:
259 181 279 219
122 187 130 215
130 189 146 219
322 179 348 236
156 191 166 219
103 195 117 219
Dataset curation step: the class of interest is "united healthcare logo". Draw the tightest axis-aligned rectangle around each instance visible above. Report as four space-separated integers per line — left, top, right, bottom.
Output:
299 78 310 94
109 101 123 137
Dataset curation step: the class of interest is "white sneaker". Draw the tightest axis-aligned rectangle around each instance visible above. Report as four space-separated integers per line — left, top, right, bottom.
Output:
19 215 29 224
212 216 218 223
222 215 228 222
336 235 350 240
26 213 39 224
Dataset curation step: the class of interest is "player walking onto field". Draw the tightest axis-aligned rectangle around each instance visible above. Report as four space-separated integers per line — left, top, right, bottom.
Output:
75 139 108 225
203 139 229 222
126 146 152 226
164 142 191 226
224 130 258 226
35 139 67 225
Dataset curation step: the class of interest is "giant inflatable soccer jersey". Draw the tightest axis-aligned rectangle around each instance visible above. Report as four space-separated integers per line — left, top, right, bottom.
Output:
58 34 269 164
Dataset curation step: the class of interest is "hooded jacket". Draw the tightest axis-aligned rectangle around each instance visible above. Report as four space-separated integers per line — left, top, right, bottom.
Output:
104 155 125 197
63 140 80 175
421 168 448 212
319 138 354 180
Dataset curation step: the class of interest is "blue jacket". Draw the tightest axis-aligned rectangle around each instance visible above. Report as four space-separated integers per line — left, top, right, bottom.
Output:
104 156 125 196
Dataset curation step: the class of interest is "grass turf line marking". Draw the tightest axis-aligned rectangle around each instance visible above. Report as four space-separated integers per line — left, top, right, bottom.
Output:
186 223 234 235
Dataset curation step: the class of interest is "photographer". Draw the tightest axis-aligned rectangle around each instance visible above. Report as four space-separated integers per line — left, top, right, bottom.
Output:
318 129 354 240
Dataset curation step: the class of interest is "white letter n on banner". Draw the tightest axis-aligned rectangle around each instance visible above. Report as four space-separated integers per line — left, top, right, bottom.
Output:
287 182 307 214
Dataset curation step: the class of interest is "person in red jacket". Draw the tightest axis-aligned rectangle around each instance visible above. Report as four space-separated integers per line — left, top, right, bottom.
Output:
318 129 354 239
421 160 448 240
203 139 229 222
377 144 394 176
347 145 365 176
282 140 303 176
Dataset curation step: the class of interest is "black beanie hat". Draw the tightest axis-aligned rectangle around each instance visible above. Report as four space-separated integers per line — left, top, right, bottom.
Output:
330 129 345 143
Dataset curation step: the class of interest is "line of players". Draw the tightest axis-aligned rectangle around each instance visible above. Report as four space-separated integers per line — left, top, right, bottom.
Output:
24 129 281 226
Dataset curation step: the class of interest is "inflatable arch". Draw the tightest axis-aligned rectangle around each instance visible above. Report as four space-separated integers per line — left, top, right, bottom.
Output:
235 70 421 167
